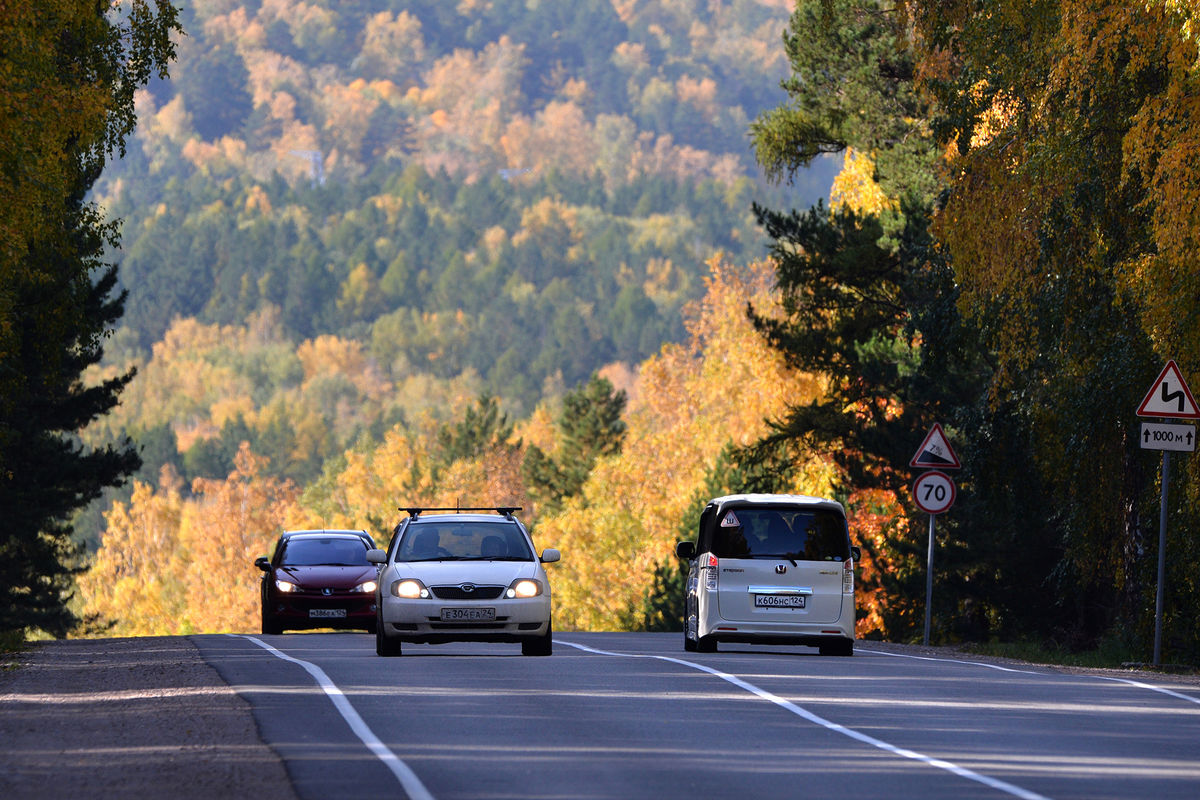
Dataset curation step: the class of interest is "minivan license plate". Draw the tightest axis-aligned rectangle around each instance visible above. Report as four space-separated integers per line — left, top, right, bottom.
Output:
441 607 496 621
754 594 806 608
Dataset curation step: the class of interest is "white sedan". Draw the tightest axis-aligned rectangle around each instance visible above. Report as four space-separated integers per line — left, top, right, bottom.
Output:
368 507 559 656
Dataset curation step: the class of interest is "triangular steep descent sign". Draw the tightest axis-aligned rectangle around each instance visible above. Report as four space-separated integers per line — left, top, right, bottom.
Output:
1137 360 1200 419
910 423 961 469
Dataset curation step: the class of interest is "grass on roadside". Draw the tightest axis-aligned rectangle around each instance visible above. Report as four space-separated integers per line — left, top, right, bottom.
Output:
959 636 1196 673
1 629 28 668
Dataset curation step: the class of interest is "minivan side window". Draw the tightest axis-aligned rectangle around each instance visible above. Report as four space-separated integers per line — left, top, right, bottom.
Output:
694 505 717 551
710 507 849 561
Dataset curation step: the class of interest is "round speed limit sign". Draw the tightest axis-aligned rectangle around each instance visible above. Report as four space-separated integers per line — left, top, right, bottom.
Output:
913 470 956 514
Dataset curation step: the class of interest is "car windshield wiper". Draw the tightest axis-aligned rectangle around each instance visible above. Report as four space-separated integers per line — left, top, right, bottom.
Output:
756 552 800 566
454 555 532 561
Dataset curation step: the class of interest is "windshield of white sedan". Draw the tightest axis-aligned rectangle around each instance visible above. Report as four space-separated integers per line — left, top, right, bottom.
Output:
281 537 371 566
711 508 849 561
398 521 534 562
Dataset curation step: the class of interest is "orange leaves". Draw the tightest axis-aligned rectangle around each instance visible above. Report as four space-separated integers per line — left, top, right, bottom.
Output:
358 10 427 81
845 488 906 637
181 445 300 633
0 0 109 275
319 82 382 158
79 447 300 635
1118 8 1200 359
535 255 833 629
830 148 894 217
675 75 720 122
78 472 187 635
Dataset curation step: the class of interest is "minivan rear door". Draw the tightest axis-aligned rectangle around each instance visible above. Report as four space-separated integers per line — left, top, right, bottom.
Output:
710 505 848 625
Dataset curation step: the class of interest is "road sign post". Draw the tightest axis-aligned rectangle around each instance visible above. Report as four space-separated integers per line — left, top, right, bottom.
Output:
1135 360 1200 666
911 427 960 647
1155 450 1170 667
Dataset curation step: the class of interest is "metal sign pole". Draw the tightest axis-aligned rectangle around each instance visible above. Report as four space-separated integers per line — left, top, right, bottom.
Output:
1154 449 1170 667
923 514 934 646
1134 361 1197 667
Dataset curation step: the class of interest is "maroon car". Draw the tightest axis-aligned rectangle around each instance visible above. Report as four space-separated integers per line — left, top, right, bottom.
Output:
255 529 379 635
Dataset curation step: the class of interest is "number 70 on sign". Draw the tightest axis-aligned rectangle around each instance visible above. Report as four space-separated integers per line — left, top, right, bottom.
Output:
913 470 956 514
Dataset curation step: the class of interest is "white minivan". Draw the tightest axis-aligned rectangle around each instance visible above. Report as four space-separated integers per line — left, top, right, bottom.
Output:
675 494 859 656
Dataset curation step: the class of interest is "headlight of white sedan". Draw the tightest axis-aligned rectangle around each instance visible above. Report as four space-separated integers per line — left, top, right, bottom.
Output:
391 578 430 598
506 579 542 598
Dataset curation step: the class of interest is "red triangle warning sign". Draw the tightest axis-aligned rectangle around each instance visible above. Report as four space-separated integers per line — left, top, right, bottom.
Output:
910 423 961 469
1137 360 1200 419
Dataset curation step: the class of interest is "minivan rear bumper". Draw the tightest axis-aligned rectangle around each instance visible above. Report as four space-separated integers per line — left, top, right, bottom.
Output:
699 619 854 644
695 595 856 644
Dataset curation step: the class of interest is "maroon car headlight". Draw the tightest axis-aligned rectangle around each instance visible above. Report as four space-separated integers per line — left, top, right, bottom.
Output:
355 580 378 593
275 579 299 593
391 578 429 598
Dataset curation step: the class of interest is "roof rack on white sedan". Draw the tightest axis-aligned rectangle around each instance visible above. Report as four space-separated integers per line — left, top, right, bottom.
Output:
400 506 523 519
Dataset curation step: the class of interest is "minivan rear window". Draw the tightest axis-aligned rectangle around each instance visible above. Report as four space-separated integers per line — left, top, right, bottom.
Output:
709 507 849 561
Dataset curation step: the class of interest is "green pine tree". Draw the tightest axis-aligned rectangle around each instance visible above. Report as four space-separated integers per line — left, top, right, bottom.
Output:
0 0 179 637
523 374 627 511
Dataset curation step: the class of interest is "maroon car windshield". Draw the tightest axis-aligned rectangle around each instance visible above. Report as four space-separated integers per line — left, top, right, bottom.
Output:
280 537 371 566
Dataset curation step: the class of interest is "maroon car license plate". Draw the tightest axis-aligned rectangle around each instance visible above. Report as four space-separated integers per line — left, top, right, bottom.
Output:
440 607 496 622
309 608 347 618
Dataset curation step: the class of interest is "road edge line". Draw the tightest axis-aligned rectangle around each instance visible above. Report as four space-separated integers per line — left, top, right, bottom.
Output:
860 647 1200 706
559 639 1050 800
230 634 435 800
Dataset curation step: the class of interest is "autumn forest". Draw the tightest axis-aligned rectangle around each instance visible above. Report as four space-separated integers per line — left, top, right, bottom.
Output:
6 1 1200 663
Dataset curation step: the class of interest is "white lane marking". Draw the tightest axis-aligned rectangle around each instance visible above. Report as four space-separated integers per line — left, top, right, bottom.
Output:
560 639 1051 800
860 648 1200 706
232 635 435 800
1095 676 1200 705
860 647 1044 674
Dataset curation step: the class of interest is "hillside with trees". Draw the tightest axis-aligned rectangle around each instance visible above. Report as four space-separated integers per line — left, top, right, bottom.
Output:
76 0 836 542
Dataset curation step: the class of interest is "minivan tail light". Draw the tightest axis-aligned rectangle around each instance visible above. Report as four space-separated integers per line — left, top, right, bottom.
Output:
705 553 718 590
842 558 853 594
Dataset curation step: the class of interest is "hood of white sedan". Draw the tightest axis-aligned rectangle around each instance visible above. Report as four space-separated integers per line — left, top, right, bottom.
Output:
388 559 542 586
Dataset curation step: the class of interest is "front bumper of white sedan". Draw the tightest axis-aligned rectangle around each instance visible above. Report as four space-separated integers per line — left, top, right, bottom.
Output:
379 583 551 643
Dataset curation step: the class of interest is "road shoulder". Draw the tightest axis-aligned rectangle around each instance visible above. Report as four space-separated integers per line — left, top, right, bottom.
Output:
0 635 297 800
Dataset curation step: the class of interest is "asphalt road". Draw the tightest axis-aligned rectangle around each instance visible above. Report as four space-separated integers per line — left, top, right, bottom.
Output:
193 632 1200 800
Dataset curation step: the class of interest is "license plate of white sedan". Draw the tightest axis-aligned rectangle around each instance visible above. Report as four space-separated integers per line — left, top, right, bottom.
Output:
754 594 806 608
309 608 347 618
441 607 496 621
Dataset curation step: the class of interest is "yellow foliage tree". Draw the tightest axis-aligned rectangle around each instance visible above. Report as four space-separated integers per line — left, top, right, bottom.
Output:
358 10 426 82
79 446 300 635
534 256 833 630
78 468 187 636
829 148 893 217
178 445 300 633
300 399 529 538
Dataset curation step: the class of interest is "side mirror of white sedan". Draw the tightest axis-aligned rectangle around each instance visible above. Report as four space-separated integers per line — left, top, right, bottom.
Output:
366 548 387 564
540 548 560 564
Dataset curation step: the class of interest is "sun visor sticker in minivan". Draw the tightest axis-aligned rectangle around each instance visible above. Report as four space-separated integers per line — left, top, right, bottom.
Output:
720 511 740 527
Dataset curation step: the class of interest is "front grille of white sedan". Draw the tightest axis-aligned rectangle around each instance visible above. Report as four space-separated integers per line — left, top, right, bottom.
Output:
430 585 505 600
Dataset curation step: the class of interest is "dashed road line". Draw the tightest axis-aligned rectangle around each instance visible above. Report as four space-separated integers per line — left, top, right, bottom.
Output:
560 639 1051 800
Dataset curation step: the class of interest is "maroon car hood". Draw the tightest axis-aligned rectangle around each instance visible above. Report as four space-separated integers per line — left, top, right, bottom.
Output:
278 565 376 589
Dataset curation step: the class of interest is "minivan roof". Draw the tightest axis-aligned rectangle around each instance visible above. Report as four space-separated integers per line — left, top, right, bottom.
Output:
708 493 844 511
